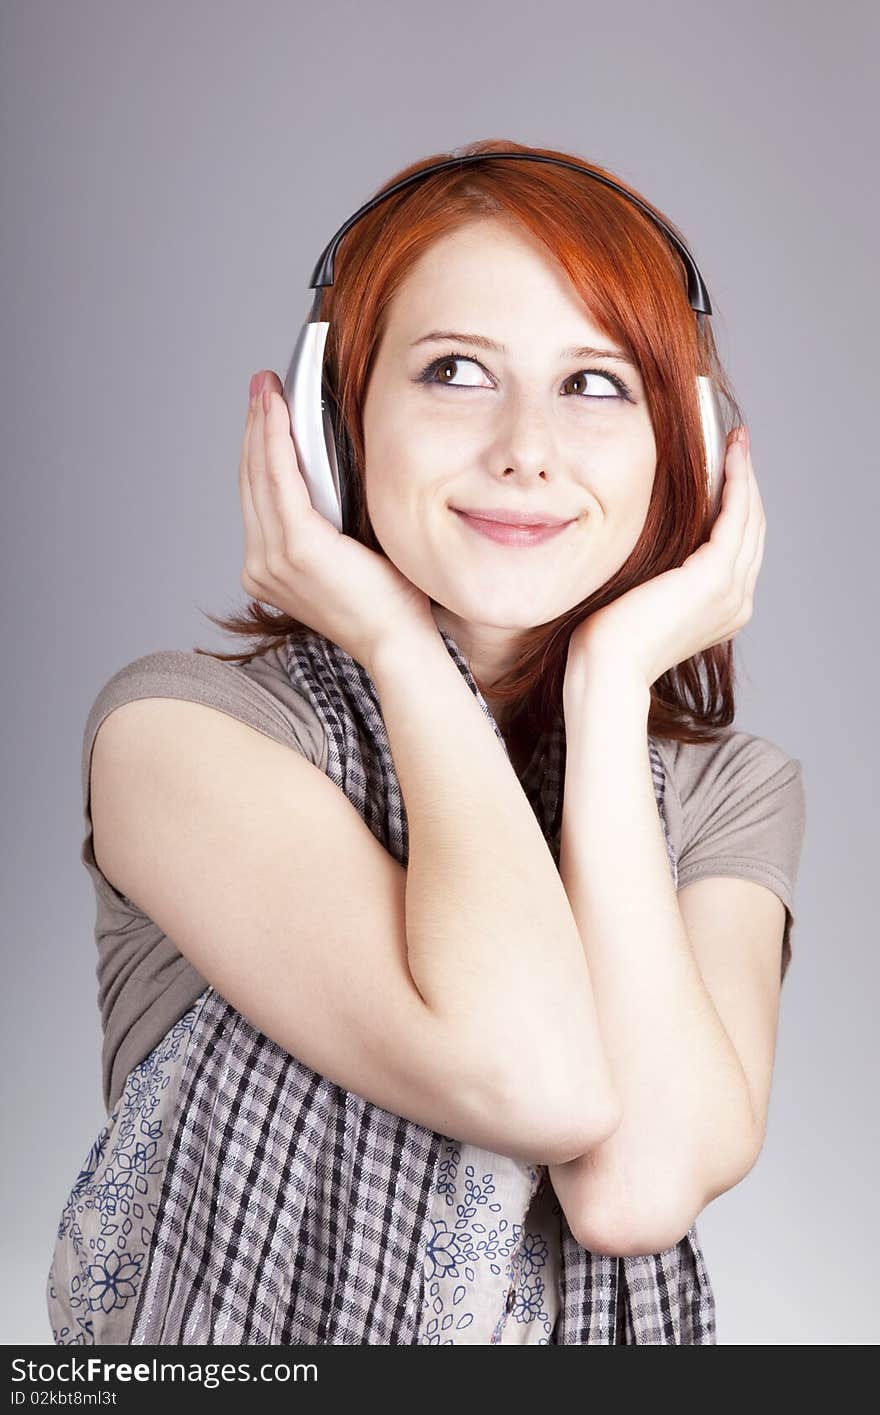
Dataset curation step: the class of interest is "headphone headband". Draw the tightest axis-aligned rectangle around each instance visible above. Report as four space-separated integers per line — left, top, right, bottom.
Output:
307 150 712 317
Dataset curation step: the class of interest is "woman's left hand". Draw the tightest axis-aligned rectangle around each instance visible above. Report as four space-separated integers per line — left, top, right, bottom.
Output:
567 427 766 689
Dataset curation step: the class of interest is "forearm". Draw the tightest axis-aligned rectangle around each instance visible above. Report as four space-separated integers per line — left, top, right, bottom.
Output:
551 656 755 1245
369 625 618 1139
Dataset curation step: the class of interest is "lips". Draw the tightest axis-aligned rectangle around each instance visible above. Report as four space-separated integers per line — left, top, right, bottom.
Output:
452 509 575 547
452 506 575 527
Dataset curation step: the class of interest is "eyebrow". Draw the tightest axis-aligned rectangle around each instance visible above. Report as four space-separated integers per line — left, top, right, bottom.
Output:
411 330 637 366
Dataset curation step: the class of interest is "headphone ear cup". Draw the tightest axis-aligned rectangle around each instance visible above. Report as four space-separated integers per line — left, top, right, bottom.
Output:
321 375 356 534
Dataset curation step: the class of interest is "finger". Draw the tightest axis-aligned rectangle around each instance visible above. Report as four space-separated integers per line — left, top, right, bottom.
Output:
746 442 766 547
743 514 766 605
731 442 759 585
264 386 316 542
263 385 314 519
251 385 314 570
707 433 752 572
247 383 284 567
239 391 266 573
733 441 765 589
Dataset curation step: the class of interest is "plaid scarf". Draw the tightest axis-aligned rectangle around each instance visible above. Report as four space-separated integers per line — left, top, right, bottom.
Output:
129 627 715 1344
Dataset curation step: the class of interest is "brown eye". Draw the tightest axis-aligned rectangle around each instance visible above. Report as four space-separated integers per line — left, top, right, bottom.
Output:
423 355 487 387
564 370 626 399
417 354 634 401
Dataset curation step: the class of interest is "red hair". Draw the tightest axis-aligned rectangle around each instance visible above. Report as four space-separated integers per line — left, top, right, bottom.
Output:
197 137 745 745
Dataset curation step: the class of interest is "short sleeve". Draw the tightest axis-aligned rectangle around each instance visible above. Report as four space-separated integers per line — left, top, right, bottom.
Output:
81 645 328 902
80 642 328 1113
660 731 806 983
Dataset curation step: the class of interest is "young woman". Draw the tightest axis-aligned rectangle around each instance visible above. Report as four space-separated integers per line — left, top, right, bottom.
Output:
47 138 804 1345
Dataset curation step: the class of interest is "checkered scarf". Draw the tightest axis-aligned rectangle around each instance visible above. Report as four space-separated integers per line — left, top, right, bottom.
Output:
129 627 715 1344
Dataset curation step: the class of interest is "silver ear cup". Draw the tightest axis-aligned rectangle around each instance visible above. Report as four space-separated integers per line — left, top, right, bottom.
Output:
283 320 344 532
697 375 727 525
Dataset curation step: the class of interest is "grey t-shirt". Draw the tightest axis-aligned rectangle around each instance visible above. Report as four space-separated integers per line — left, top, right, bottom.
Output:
80 643 806 1114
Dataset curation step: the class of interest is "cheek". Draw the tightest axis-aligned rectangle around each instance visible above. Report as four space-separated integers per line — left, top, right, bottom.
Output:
614 479 655 554
362 412 402 520
591 451 654 519
612 433 656 517
585 451 655 565
364 420 443 531
362 448 429 571
363 465 399 551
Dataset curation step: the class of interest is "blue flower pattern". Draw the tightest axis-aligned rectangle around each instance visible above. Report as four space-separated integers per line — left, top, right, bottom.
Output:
48 992 564 1345
418 1141 563 1344
46 996 207 1345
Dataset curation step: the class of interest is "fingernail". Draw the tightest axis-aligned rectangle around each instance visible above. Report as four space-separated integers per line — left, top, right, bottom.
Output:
250 371 264 402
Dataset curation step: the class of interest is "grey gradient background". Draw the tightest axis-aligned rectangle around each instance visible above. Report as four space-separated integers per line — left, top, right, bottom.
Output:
2 0 877 1345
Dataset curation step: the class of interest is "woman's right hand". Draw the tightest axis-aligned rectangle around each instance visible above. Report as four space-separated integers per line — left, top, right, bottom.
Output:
239 370 437 674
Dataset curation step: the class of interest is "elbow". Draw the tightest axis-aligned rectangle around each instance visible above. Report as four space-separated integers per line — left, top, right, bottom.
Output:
552 1096 623 1166
470 1032 622 1165
566 1123 764 1258
505 1077 623 1167
546 1057 624 1165
573 1191 697 1259
573 1141 762 1257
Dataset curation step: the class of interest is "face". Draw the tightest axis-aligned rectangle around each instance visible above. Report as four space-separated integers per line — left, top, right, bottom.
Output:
361 215 657 712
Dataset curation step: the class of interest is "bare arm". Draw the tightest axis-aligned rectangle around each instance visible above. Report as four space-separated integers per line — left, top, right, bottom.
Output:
91 628 619 1168
369 624 621 1157
547 654 757 1255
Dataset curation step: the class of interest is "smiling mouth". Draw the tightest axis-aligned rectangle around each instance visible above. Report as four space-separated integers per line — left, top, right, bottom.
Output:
452 509 576 546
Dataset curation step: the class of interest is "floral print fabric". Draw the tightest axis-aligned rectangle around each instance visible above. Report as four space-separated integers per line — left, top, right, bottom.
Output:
46 995 207 1345
48 991 566 1346
420 1142 562 1344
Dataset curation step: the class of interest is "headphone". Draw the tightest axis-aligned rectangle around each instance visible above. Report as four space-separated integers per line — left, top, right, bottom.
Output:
281 151 727 536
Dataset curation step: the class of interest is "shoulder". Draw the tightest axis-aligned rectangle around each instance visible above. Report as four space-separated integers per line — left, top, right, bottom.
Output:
80 641 329 922
83 643 328 780
655 727 804 816
652 727 806 902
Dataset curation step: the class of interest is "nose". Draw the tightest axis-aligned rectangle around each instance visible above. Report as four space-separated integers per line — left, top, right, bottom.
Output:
491 395 558 482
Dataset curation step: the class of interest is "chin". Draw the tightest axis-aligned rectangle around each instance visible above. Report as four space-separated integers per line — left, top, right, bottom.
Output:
447 602 556 632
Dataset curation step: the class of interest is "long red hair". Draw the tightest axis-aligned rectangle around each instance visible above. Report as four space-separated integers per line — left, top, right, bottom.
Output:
197 137 745 745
